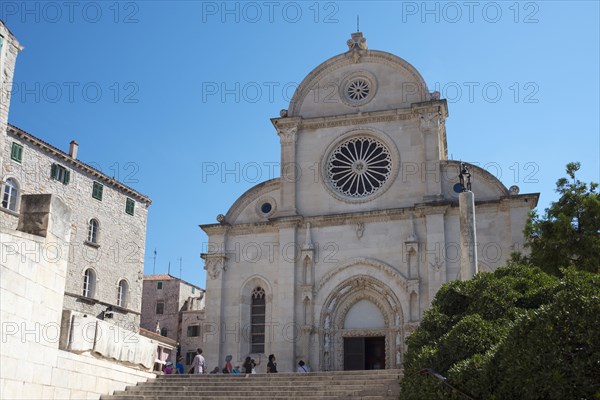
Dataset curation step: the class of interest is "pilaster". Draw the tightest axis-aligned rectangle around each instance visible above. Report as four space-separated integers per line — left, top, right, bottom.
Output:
424 210 447 306
275 120 300 217
414 101 448 201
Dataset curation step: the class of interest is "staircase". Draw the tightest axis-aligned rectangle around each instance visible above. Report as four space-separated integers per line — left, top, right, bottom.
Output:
102 369 403 400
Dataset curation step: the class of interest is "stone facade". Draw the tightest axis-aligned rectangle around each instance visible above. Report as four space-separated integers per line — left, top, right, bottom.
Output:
140 274 206 365
1 194 154 399
200 33 538 373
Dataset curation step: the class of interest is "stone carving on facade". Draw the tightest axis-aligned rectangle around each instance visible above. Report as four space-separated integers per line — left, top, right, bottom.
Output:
320 275 404 370
277 125 298 144
355 222 365 239
346 32 368 51
419 111 441 133
301 222 315 265
429 258 444 271
317 257 410 292
204 254 227 280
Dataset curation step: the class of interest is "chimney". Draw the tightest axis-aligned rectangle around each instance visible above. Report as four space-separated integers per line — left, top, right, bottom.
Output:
69 140 78 159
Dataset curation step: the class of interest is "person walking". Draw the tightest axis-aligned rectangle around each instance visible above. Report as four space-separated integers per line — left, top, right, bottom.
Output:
242 355 260 375
223 355 233 373
191 348 205 374
267 354 278 373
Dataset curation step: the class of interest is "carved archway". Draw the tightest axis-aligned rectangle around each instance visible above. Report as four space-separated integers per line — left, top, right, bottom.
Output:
318 275 404 371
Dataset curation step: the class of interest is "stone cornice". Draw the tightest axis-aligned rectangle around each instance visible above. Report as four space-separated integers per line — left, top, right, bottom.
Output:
411 99 449 118
201 193 539 236
272 106 419 133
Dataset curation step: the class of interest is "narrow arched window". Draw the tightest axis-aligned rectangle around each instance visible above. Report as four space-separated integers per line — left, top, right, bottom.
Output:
83 269 96 298
251 287 266 353
117 279 128 307
2 178 19 212
87 219 99 243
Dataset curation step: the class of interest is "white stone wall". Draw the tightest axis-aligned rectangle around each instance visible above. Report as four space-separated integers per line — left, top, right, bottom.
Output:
0 197 154 399
201 37 537 373
1 129 150 329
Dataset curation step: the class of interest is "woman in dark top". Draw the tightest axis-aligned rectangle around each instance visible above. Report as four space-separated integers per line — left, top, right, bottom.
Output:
267 354 278 373
243 355 260 374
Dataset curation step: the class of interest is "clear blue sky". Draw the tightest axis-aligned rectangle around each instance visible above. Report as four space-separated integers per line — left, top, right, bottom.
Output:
3 1 599 289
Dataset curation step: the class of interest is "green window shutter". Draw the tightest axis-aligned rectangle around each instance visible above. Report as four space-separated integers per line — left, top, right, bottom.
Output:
125 198 135 215
51 163 58 180
63 169 70 185
92 182 103 200
11 143 23 163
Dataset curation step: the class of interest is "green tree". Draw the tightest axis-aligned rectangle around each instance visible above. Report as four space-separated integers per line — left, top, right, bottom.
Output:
523 162 600 275
400 265 600 400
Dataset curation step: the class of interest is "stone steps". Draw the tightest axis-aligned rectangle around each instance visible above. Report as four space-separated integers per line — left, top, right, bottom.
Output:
101 370 402 400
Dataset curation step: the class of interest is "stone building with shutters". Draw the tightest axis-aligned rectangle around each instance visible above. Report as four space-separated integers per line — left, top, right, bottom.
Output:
0 19 152 330
140 274 206 367
200 32 538 373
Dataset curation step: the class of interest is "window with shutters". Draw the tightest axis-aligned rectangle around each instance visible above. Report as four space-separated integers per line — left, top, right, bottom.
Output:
51 164 70 184
10 143 23 163
156 301 164 314
92 182 103 201
125 198 135 215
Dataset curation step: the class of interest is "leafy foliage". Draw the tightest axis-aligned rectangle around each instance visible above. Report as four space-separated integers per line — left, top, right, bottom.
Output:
523 162 600 275
400 264 600 399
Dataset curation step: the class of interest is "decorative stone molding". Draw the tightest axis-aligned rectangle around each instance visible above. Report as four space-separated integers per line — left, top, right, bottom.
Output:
318 275 404 370
317 257 410 292
419 111 442 133
203 253 228 280
320 128 400 204
287 50 429 117
277 125 298 144
255 196 277 219
220 178 280 225
346 32 368 51
301 222 315 263
339 70 378 107
355 222 364 239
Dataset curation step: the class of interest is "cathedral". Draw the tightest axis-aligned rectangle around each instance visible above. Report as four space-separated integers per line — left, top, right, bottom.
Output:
200 33 537 372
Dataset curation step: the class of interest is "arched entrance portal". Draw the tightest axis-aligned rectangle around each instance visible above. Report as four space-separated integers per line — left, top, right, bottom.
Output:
319 275 404 371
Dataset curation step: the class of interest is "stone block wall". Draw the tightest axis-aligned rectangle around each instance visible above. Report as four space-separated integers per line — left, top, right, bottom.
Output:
0 194 155 399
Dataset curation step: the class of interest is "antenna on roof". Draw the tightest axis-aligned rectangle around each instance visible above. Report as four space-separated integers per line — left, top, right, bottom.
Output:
357 15 360 32
153 248 157 274
168 261 171 275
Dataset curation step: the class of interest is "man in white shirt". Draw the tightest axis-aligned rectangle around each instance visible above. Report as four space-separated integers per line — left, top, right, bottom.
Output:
297 360 310 373
191 348 205 374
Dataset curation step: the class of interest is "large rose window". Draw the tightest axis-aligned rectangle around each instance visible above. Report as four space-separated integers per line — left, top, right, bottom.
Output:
327 137 392 198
